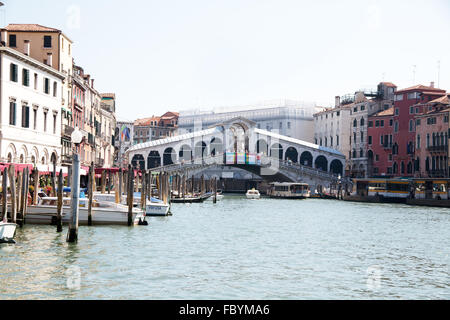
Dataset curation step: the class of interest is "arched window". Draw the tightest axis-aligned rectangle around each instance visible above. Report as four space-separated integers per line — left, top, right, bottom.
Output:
353 119 357 127
360 148 363 158
360 118 365 127
352 149 356 158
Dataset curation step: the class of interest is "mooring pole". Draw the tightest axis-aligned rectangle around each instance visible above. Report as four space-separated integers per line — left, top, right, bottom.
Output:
213 177 217 204
88 162 94 226
118 168 123 204
23 167 30 225
2 168 8 222
127 165 134 226
67 154 80 243
8 165 17 224
108 170 112 195
56 169 63 232
32 168 39 205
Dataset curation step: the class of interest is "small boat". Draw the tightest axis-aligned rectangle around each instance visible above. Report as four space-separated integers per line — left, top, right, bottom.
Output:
246 189 261 199
93 193 171 217
205 190 224 201
171 193 212 203
0 221 17 244
25 197 146 226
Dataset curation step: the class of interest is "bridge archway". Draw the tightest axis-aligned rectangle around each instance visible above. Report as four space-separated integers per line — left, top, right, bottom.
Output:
163 147 176 166
179 145 192 162
285 147 298 163
210 137 223 156
195 141 208 159
132 154 145 170
300 151 313 167
147 151 161 169
315 155 328 172
270 143 283 160
256 139 268 155
330 159 343 175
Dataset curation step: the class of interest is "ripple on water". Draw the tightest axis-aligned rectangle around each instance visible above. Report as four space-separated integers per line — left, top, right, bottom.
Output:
0 197 449 300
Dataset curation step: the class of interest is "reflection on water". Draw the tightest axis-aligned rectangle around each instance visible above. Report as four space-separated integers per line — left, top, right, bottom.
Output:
1 196 449 300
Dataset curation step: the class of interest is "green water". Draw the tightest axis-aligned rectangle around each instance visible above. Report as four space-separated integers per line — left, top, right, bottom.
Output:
0 196 449 299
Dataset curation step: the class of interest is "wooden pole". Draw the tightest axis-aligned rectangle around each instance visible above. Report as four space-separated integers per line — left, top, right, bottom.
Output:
114 173 120 204
140 171 146 209
119 168 123 204
67 154 80 243
108 170 112 195
67 166 72 188
101 171 106 194
127 165 134 226
56 169 63 232
2 168 8 222
32 168 39 205
24 167 29 223
213 177 217 204
17 170 23 226
158 172 162 200
88 162 94 226
8 165 17 224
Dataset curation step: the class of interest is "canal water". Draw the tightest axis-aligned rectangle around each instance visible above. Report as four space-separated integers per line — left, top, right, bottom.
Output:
0 196 449 300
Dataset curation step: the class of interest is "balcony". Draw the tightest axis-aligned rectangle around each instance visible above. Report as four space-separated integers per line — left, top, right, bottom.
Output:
63 124 74 137
61 154 73 166
426 145 448 153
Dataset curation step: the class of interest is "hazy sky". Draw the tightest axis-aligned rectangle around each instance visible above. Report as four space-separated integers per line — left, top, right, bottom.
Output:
3 0 450 121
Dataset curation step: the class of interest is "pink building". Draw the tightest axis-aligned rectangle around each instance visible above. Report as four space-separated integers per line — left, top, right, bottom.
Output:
414 94 450 177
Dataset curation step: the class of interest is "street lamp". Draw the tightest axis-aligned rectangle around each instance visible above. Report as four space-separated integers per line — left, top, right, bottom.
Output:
71 127 83 145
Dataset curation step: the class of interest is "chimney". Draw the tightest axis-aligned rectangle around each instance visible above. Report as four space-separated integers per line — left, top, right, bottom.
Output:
430 81 435 88
91 79 94 88
335 96 340 107
24 40 30 56
47 53 53 66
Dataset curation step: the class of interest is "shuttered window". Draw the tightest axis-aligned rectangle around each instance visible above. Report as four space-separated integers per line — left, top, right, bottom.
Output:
22 69 30 87
9 102 16 125
22 105 30 128
10 63 18 82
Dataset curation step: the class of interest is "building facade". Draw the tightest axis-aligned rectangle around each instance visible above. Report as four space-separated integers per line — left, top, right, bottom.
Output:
133 111 179 145
368 84 446 177
115 121 134 167
178 100 317 142
0 46 65 167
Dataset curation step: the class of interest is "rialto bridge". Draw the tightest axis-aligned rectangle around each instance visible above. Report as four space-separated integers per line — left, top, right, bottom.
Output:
126 118 346 188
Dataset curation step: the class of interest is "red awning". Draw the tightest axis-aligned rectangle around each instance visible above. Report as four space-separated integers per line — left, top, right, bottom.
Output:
0 163 33 173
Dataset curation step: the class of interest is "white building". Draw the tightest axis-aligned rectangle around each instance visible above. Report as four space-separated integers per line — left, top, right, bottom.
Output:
0 46 65 166
178 100 318 143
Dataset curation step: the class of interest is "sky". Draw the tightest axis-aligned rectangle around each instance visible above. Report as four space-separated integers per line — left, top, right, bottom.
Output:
2 0 450 121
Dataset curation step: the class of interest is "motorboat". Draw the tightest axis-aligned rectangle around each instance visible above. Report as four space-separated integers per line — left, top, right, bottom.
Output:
267 183 310 199
0 221 17 244
93 192 171 217
25 197 146 226
246 189 261 199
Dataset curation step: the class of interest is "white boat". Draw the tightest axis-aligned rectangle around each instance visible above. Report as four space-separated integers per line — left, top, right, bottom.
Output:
246 189 261 199
205 194 224 201
0 221 17 243
267 182 310 199
93 193 171 217
25 197 146 226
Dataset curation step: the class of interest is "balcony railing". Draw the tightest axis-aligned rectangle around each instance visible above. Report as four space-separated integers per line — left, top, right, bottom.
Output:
426 145 448 152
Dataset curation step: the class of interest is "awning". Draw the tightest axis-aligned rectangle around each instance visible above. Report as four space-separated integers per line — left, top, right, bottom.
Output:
0 163 34 173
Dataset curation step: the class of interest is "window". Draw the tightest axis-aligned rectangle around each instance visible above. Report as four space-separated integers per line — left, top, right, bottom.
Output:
360 149 363 158
360 118 365 126
279 122 282 129
444 115 449 123
416 119 421 126
394 121 399 133
376 155 380 161
353 132 357 143
44 111 48 132
9 34 17 47
325 137 328 147
410 106 414 114
368 121 373 128
44 35 52 48
408 92 419 100
287 122 291 129
336 135 339 146
426 133 430 148
21 105 30 128
53 114 57 134
380 120 384 127
34 73 38 90
361 105 365 111
330 136 333 147
22 69 30 86
33 108 37 130
395 108 399 116
390 119 393 126
395 94 403 101
10 63 18 82
368 136 372 145
409 119 414 132
53 82 57 97
380 135 384 145
361 131 364 143
9 101 16 125
44 78 50 94
375 120 380 127
353 119 357 127
354 107 358 113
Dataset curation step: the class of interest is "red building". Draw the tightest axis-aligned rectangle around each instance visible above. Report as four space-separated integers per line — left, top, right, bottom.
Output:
368 83 446 177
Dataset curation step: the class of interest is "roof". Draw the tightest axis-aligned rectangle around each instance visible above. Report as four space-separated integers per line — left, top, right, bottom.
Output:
254 128 344 157
128 127 221 153
101 93 116 99
134 117 161 126
380 82 397 88
4 24 61 32
161 111 179 118
372 107 394 117
396 84 446 94
429 94 450 105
